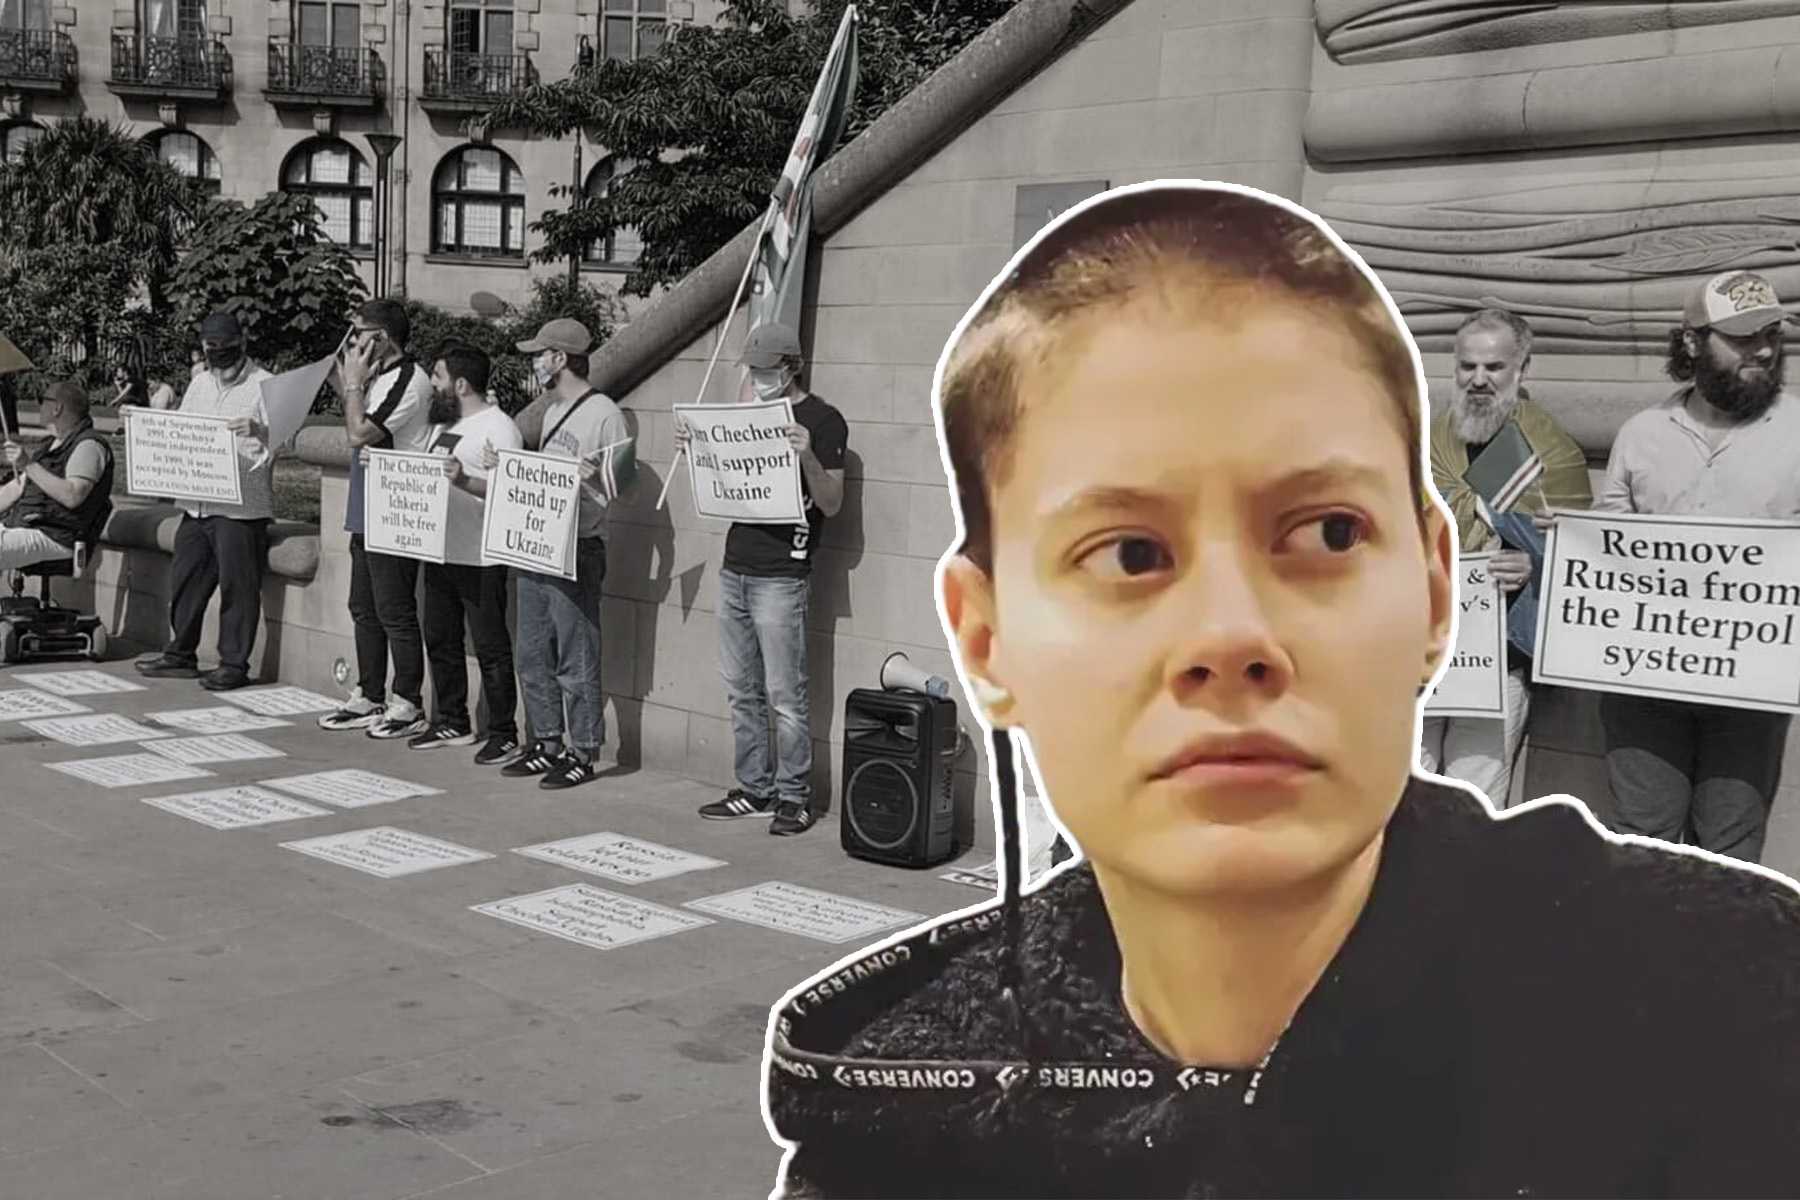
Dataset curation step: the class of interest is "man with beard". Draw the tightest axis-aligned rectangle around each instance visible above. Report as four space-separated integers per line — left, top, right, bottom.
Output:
1425 309 1591 807
1593 271 1798 862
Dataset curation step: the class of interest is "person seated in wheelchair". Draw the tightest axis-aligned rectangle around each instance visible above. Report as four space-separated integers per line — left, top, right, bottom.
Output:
0 380 115 574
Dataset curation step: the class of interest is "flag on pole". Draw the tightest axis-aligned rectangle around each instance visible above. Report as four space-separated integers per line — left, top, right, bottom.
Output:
259 352 336 452
748 5 860 337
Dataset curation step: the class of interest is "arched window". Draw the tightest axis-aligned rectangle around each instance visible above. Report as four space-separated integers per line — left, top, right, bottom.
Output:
431 144 525 258
281 137 373 250
0 120 44 166
583 155 642 267
143 129 222 194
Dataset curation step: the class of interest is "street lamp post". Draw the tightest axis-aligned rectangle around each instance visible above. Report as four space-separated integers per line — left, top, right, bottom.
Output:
365 132 403 298
569 35 596 288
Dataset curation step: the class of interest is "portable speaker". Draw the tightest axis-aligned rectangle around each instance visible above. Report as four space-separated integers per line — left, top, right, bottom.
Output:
841 687 964 867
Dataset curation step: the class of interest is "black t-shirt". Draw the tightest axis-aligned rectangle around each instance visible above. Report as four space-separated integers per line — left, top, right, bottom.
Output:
722 393 848 578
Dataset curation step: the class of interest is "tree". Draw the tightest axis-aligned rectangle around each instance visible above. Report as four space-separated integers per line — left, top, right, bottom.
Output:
480 0 1018 296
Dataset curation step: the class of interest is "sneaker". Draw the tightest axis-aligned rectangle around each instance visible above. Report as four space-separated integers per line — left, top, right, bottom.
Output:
318 690 382 731
474 734 522 766
135 653 198 679
408 722 475 750
500 741 563 778
366 697 427 741
198 665 251 692
698 788 775 820
539 752 596 790
770 800 816 837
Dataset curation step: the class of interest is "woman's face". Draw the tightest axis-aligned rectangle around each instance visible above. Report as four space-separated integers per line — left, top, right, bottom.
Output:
945 296 1454 899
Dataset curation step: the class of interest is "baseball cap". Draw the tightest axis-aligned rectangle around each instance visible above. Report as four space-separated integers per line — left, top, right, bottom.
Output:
1682 271 1791 336
199 310 244 342
515 318 593 355
740 322 803 369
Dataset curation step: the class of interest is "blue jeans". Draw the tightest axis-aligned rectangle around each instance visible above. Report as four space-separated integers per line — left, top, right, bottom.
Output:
718 569 812 802
515 536 607 757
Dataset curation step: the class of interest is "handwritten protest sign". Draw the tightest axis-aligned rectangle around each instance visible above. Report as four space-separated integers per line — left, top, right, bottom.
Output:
1534 511 1800 714
363 450 450 564
480 448 581 580
680 400 805 524
1424 553 1508 719
124 409 242 506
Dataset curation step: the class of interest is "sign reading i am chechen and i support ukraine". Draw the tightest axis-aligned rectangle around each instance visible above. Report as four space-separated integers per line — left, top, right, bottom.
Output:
1534 510 1800 714
480 448 582 580
1423 552 1508 720
680 400 806 525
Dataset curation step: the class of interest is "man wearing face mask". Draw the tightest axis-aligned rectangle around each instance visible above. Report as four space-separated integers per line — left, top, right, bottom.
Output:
137 311 279 691
0 380 114 571
1594 271 1800 862
316 300 438 740
679 322 848 837
485 318 636 789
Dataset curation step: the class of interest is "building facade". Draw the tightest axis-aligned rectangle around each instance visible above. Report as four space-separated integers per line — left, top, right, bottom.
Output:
0 0 733 315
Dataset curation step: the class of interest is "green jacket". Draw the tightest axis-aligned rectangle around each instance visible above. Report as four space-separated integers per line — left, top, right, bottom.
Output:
1429 397 1592 554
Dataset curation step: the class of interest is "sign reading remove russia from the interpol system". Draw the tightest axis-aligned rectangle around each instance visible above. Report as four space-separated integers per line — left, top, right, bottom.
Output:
363 450 449 564
480 448 581 580
1534 510 1800 714
681 400 805 524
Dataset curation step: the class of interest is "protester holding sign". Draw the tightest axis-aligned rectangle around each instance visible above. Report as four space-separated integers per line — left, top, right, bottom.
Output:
317 300 437 740
1423 309 1590 807
487 318 636 789
137 311 277 692
0 380 113 570
677 322 847 837
415 345 524 763
1590 271 1800 862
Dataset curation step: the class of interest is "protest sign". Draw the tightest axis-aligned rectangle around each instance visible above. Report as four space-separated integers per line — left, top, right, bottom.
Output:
1534 511 1800 714
363 450 450 564
680 400 805 524
480 448 582 579
1424 553 1509 720
124 409 242 506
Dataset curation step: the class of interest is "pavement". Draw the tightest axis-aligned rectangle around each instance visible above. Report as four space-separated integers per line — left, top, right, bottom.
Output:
0 657 998 1200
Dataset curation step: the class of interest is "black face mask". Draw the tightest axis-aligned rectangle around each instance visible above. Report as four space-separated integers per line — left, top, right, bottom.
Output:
206 344 245 373
427 391 459 425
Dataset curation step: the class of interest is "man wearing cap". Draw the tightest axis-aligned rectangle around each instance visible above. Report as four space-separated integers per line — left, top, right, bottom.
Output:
0 380 114 571
1592 270 1800 862
487 318 637 789
137 311 278 691
676 322 848 837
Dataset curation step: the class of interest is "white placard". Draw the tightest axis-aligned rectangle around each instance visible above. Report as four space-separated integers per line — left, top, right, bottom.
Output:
124 408 242 506
940 863 1000 891
1424 552 1508 720
142 785 331 829
143 734 285 764
1535 511 1800 714
47 753 214 789
213 686 342 717
363 450 451 565
14 670 145 696
512 833 726 884
685 882 922 945
472 883 713 950
24 714 172 747
479 448 582 580
0 689 91 722
282 827 493 878
680 400 805 525
146 707 294 734
260 769 443 809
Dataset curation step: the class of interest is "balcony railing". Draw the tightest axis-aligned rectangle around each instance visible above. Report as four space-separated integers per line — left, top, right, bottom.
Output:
420 48 534 109
109 33 231 98
266 41 384 106
0 28 76 91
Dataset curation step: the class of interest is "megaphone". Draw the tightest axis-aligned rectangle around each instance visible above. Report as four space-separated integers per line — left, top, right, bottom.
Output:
880 651 951 699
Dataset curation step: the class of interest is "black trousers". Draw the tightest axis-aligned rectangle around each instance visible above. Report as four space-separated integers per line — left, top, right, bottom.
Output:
166 514 268 672
348 534 423 707
421 560 517 738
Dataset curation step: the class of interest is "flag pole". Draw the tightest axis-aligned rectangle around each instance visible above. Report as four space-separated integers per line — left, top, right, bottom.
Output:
655 201 778 513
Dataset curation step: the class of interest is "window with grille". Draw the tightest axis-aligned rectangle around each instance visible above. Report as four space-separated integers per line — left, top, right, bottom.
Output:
139 0 209 39
144 129 222 194
583 156 643 266
449 0 512 55
601 0 667 62
432 145 526 257
282 137 373 250
297 0 360 48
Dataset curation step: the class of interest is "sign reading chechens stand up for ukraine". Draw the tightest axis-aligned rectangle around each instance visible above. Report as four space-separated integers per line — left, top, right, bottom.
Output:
1534 510 1800 714
362 449 450 564
1423 553 1508 720
480 448 582 580
679 400 806 524
124 408 242 506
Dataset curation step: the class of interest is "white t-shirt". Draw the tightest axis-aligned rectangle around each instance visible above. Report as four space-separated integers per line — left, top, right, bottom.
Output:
430 402 522 566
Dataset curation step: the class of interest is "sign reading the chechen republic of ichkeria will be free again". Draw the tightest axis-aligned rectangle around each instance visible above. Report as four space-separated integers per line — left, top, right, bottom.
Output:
680 400 805 525
480 448 581 580
1534 511 1800 714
